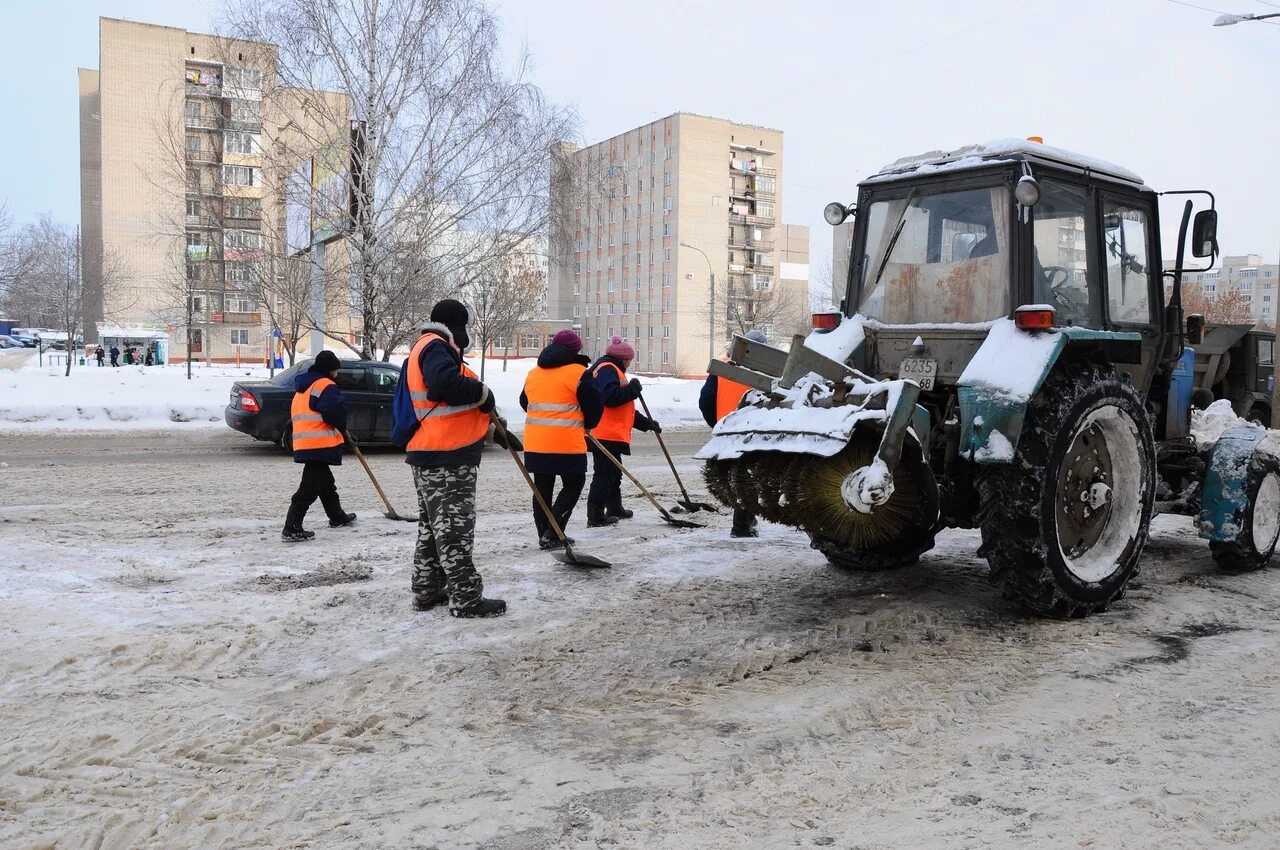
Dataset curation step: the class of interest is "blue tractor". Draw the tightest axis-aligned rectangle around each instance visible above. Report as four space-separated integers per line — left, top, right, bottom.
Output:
699 139 1280 617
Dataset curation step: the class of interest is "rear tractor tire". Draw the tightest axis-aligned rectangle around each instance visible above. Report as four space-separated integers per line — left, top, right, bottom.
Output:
1210 464 1280 573
977 363 1155 618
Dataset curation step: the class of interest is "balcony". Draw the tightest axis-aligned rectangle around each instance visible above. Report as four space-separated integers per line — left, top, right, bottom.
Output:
185 115 224 131
209 311 262 325
186 83 223 97
729 161 777 178
728 213 776 227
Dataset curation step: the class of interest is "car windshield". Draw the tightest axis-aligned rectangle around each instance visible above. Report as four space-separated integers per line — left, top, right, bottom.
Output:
857 185 1011 324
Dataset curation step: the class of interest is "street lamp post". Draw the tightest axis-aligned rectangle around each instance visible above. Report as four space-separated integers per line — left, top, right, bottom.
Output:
679 241 716 364
1213 10 1280 25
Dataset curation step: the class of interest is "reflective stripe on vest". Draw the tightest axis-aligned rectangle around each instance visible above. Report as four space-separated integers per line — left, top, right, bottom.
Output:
590 360 636 444
405 332 490 452
715 357 752 422
291 377 345 451
523 363 587 454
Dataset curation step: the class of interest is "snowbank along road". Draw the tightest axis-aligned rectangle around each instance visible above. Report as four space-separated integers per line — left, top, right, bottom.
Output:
2 430 1278 848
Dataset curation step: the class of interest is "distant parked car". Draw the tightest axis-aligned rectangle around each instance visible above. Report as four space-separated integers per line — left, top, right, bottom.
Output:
0 336 19 349
225 358 402 451
7 334 37 348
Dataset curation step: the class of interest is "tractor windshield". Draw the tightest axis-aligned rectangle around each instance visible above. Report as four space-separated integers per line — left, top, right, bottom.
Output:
857 185 1011 324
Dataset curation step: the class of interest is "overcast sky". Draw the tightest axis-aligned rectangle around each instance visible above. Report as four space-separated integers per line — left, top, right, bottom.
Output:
2 0 1276 271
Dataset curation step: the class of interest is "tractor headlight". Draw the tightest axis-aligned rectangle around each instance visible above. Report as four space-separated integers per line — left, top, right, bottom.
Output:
823 202 849 226
1015 176 1041 207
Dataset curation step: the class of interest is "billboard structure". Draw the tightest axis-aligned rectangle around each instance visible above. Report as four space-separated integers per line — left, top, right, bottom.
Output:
285 121 365 255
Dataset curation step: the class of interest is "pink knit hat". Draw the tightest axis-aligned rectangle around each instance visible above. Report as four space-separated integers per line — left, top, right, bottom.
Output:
552 329 582 352
606 336 636 359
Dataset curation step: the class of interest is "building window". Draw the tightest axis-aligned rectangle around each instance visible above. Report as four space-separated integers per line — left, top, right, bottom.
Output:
230 329 250 345
663 222 672 237
663 325 671 338
184 100 202 124
226 197 261 220
229 99 260 124
187 168 201 192
226 262 259 283
224 66 263 95
186 199 201 217
663 197 673 213
665 145 672 160
664 171 672 187
572 305 580 317
225 229 262 251
521 333 540 350
664 248 671 261
185 135 202 154
662 351 670 364
1241 268 1258 279
227 295 256 313
224 131 261 155
221 165 259 186
648 326 654 339
188 295 204 314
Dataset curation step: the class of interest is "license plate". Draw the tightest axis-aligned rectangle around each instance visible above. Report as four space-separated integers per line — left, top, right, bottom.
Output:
898 358 937 390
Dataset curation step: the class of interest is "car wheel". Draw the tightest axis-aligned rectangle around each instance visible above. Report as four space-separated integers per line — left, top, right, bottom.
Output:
280 423 294 454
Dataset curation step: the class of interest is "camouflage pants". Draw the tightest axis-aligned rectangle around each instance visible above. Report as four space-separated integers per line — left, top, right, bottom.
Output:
411 464 483 609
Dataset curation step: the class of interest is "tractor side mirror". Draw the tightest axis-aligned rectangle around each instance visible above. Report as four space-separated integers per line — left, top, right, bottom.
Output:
1191 210 1218 258
1186 313 1205 345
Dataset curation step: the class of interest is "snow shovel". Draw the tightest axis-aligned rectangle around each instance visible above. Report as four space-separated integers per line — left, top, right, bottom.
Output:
587 434 705 529
638 394 719 513
344 432 417 522
490 414 611 569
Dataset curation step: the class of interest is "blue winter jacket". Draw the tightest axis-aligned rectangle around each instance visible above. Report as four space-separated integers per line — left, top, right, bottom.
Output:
698 374 719 427
392 326 488 467
293 370 348 465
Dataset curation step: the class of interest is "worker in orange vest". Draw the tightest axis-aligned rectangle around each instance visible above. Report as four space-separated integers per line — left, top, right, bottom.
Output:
586 336 660 527
700 329 769 537
519 329 603 549
283 350 356 542
392 299 506 618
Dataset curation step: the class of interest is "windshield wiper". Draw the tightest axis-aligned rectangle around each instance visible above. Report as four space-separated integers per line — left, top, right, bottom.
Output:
868 189 916 294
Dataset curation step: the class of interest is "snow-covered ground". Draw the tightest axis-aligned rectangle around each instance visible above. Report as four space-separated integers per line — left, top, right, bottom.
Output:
3 429 1279 849
0 350 706 432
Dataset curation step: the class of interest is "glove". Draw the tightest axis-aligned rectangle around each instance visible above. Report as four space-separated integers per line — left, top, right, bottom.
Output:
628 378 642 398
477 384 496 414
491 417 523 451
650 420 662 434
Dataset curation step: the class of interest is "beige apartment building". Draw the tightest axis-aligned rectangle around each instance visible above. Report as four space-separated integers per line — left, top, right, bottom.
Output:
79 17 348 363
549 113 809 377
1177 254 1280 326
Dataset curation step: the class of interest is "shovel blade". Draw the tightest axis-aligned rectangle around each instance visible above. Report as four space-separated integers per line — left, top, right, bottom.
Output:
553 549 612 569
662 515 706 529
677 500 720 513
385 511 417 522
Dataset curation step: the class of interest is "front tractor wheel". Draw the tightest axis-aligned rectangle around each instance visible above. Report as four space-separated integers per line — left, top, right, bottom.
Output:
977 364 1155 618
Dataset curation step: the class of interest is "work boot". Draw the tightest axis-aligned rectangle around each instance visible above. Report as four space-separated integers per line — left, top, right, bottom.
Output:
730 509 759 539
606 495 634 520
587 503 619 528
450 598 507 618
539 530 576 550
282 527 315 543
412 589 448 611
329 512 357 528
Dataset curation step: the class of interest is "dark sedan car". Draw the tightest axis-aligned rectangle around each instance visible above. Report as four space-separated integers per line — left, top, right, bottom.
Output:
225 358 403 451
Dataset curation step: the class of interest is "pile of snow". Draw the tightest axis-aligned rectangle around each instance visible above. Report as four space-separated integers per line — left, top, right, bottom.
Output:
957 318 1060 402
0 351 706 433
1190 399 1260 450
803 315 864 363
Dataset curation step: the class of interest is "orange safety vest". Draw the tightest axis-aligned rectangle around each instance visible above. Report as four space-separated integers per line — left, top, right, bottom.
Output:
523 363 587 454
291 377 345 451
590 361 636 444
715 357 752 422
405 332 490 452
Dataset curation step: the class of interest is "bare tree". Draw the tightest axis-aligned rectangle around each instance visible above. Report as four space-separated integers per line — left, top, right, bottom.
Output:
1181 283 1255 325
467 245 545 380
697 275 804 352
9 217 127 376
223 0 578 360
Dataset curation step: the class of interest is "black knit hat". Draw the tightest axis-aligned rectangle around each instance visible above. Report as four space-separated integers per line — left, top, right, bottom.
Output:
311 350 341 373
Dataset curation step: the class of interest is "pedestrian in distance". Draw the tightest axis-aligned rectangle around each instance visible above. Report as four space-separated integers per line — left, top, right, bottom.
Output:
282 350 357 542
144 349 154 367
586 336 660 527
95 346 105 367
700 328 770 537
109 345 120 367
519 329 603 549
392 299 506 619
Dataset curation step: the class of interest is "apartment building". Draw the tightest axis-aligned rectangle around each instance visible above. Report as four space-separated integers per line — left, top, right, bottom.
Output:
79 17 347 362
1176 254 1280 326
548 113 808 376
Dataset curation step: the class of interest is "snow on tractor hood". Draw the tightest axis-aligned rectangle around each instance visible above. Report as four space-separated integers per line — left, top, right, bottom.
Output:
957 318 1062 403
